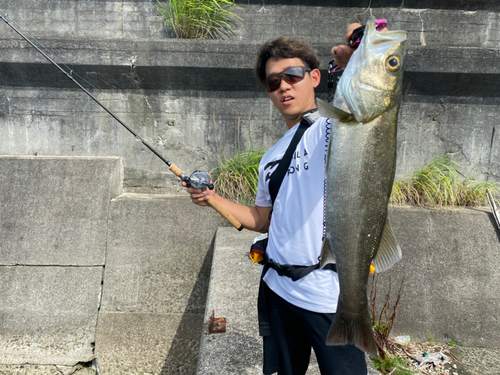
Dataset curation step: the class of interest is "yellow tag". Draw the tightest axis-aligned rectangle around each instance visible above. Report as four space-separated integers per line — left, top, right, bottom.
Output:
249 251 264 264
370 263 375 274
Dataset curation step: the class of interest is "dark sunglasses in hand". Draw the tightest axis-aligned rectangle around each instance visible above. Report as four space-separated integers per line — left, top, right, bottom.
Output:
264 66 312 92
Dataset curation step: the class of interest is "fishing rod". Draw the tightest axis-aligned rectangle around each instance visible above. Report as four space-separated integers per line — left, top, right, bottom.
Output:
0 11 243 231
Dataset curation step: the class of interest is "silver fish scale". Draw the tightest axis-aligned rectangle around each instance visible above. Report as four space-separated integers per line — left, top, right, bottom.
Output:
325 106 398 314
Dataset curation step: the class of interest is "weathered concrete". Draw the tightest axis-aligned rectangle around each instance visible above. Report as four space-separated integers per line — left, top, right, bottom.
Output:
0 156 122 266
0 364 95 375
197 227 379 375
0 156 120 365
0 266 103 365
200 207 500 374
449 346 500 375
0 0 500 373
95 194 222 375
383 206 500 348
1 2 499 193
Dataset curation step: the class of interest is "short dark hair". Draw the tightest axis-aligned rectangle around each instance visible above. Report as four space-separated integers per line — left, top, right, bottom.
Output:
255 36 320 84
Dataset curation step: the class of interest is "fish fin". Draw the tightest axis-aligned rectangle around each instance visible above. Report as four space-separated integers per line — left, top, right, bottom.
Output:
372 218 402 273
317 98 353 121
325 308 378 358
319 237 336 269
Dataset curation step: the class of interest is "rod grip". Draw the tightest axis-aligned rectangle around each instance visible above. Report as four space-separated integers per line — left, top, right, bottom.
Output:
207 197 244 231
169 164 183 177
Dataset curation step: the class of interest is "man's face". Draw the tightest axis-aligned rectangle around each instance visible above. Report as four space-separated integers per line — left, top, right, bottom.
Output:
265 57 321 129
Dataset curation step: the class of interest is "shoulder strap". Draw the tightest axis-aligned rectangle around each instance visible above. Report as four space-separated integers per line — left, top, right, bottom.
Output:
268 109 319 205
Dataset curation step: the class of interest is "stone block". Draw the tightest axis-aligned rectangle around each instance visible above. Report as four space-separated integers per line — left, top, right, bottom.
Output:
0 266 103 365
0 156 122 266
100 194 221 314
96 194 222 374
377 206 500 347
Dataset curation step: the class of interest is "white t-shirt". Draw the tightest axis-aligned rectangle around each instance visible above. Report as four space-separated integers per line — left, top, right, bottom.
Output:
255 116 339 313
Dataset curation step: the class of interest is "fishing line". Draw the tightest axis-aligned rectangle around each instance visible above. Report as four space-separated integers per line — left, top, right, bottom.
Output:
0 10 243 230
353 0 373 24
0 9 101 93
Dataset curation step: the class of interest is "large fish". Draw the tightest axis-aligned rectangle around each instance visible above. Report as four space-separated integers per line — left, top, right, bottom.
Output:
317 16 407 358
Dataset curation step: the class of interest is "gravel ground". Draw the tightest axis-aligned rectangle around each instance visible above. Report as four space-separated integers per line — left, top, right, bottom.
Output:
0 345 498 374
372 337 500 375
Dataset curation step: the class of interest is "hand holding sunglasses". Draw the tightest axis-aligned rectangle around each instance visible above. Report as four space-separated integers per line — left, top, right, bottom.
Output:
264 66 312 92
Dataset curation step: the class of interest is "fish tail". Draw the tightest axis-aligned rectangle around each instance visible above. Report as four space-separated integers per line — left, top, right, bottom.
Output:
325 309 378 358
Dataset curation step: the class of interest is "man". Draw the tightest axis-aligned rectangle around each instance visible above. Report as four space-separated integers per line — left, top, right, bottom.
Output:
185 26 367 375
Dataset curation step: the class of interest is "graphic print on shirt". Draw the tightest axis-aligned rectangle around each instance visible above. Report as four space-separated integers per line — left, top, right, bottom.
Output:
289 147 309 175
263 145 312 184
264 160 280 182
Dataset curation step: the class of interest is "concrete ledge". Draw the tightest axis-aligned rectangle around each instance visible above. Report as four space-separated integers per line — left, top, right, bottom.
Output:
197 228 263 375
1 5 500 95
198 206 500 373
235 0 500 10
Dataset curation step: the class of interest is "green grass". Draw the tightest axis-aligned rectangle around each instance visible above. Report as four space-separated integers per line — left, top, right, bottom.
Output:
210 147 267 205
213 150 499 208
372 356 418 375
391 154 500 207
426 330 436 343
156 0 240 39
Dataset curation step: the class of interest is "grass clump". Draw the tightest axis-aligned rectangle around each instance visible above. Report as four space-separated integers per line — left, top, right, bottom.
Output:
156 0 240 39
372 356 418 375
391 154 499 207
211 147 266 205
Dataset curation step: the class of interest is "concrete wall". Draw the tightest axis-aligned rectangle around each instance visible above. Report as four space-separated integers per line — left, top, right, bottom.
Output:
1 1 500 193
0 156 122 365
0 156 224 373
1 156 500 374
386 206 500 347
1 1 500 374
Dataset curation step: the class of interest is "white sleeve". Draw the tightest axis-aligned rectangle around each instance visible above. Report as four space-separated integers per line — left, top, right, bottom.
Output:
255 160 273 208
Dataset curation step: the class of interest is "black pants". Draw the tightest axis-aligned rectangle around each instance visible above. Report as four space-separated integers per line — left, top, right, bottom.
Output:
262 283 368 375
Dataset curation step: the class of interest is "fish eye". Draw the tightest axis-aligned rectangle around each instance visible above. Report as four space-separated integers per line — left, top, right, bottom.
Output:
386 56 401 72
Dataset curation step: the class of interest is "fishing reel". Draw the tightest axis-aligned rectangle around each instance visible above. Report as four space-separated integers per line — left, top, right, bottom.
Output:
184 170 214 190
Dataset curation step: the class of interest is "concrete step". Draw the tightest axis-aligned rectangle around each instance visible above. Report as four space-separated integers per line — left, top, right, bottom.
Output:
197 227 378 375
94 193 224 374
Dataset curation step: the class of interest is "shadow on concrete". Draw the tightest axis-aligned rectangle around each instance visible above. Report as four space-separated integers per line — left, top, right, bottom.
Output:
485 211 500 242
160 235 216 375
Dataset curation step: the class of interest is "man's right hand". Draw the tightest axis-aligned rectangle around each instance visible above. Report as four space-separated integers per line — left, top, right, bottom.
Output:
182 181 214 206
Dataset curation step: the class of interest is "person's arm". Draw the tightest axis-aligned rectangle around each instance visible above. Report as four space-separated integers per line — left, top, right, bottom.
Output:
331 22 389 69
183 182 272 233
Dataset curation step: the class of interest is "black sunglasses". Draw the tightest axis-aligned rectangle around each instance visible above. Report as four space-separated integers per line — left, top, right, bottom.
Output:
264 66 312 92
